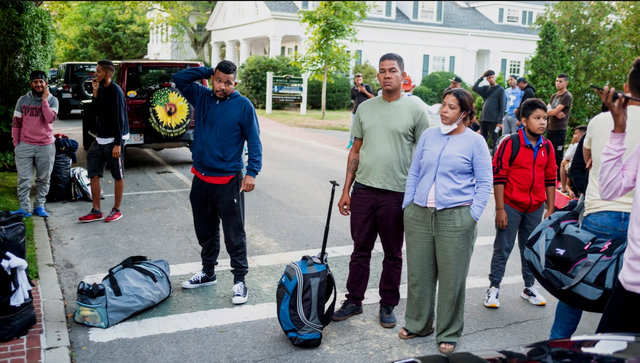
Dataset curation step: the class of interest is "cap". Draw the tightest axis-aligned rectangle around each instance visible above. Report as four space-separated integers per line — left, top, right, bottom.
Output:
402 75 413 91
450 76 462 84
30 70 47 82
516 77 527 84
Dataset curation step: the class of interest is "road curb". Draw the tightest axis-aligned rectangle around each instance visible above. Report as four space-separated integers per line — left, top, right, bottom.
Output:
33 217 71 363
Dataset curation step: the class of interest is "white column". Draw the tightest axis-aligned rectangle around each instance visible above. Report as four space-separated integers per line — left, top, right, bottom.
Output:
239 39 251 66
300 73 309 115
298 36 308 56
463 49 477 84
269 35 282 58
225 40 238 64
210 41 222 66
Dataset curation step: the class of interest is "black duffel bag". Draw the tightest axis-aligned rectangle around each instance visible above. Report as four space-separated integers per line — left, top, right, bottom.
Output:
0 211 36 342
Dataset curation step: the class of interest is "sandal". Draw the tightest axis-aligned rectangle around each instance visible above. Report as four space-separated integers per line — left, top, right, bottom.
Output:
398 327 434 340
438 341 457 354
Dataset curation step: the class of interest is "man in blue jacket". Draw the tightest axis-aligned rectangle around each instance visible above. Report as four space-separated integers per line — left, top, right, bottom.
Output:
173 60 262 305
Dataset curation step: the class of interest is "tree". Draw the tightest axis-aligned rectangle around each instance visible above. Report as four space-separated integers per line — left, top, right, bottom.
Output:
149 1 216 62
298 1 369 119
533 1 633 127
416 71 469 105
236 55 302 109
0 1 54 170
352 61 379 91
525 21 572 106
45 1 149 63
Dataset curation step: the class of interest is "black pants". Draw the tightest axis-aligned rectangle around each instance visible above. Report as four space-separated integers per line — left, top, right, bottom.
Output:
481 122 499 153
546 130 567 180
190 171 248 283
596 278 640 333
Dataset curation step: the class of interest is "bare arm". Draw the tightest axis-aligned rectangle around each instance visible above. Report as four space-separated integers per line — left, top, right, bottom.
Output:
544 185 556 219
494 184 507 229
583 147 592 170
338 137 363 216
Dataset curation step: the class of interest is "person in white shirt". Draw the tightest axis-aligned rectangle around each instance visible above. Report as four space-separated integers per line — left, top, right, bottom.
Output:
560 125 586 197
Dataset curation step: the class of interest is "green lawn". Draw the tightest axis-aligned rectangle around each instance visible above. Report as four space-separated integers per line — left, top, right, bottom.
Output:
256 109 352 131
0 172 37 280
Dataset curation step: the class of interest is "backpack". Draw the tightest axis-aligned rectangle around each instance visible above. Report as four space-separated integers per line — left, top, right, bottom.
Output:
70 167 94 202
523 202 626 313
496 133 550 166
73 256 172 328
276 181 339 348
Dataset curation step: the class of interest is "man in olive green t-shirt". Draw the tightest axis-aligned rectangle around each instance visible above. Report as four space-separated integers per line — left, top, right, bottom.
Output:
333 53 430 329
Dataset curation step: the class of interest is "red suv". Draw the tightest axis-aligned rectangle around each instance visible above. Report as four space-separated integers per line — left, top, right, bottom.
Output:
82 60 208 150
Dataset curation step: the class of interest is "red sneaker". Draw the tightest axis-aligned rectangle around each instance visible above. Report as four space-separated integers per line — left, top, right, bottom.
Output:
79 210 104 223
105 208 122 223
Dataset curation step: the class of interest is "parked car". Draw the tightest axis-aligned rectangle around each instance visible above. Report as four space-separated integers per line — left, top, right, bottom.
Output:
393 334 640 362
50 62 97 119
82 60 208 151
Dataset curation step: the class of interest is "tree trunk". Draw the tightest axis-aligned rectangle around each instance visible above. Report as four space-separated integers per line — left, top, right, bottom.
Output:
322 60 328 119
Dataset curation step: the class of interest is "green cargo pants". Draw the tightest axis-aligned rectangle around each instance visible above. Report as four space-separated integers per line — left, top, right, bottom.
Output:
403 203 477 343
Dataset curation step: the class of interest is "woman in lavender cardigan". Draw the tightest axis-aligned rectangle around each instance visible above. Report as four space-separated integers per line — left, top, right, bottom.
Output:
399 88 493 354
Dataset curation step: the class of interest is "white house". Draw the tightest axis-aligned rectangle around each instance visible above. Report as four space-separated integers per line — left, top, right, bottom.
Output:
145 9 211 61
205 1 551 84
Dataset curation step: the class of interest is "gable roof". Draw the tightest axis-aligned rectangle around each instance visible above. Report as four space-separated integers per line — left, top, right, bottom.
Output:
263 1 543 35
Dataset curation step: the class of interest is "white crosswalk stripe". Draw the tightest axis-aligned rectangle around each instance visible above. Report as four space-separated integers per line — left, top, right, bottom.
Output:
82 236 496 284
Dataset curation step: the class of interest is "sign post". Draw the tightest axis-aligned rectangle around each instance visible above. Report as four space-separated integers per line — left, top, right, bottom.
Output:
266 73 307 115
266 71 273 115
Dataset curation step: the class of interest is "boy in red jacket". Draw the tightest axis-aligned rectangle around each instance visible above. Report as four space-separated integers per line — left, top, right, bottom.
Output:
484 98 557 308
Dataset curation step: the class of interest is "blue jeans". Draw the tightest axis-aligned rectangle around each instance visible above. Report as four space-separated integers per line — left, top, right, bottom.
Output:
349 113 355 144
549 211 630 339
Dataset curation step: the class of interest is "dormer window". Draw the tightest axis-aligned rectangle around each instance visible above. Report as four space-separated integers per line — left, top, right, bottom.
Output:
412 1 443 23
368 1 393 18
301 1 320 10
499 7 536 26
506 9 519 23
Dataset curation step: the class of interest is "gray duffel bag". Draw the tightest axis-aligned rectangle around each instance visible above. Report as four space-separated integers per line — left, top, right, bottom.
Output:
73 256 172 328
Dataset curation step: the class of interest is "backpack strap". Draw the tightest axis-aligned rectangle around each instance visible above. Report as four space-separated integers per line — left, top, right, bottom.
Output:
106 256 157 297
508 133 520 167
562 256 603 291
320 271 338 327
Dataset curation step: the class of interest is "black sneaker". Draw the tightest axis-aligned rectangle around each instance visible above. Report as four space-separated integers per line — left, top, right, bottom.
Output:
332 300 363 321
232 281 248 304
379 304 396 328
181 271 217 289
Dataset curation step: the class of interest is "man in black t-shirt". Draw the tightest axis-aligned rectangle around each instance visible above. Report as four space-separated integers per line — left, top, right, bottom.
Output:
78 59 129 223
348 73 373 149
547 73 573 180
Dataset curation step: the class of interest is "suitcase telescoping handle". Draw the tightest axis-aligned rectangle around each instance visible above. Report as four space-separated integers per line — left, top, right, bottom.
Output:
320 181 340 263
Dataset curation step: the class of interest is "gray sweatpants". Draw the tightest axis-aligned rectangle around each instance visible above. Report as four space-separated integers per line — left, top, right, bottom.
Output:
14 142 55 212
503 114 518 135
488 203 543 288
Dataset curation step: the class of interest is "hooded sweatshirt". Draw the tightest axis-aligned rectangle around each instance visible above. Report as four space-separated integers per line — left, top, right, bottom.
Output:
12 92 59 147
517 83 536 120
173 67 262 178
472 78 505 123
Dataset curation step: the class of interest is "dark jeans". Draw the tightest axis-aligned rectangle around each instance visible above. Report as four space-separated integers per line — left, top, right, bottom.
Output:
489 204 543 289
549 211 630 339
596 278 640 333
481 121 499 153
546 130 567 179
346 187 404 307
190 172 248 283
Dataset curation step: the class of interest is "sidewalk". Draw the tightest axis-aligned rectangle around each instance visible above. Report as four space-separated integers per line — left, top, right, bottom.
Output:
0 217 71 363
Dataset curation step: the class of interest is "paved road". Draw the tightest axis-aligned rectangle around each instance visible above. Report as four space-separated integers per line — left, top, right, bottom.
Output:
46 114 601 362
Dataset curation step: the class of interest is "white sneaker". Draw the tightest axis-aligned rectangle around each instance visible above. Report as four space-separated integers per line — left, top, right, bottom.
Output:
232 281 248 305
484 287 500 308
181 271 217 289
521 286 546 306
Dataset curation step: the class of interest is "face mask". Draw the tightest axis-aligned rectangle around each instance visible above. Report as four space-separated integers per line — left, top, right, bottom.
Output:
526 127 542 139
440 113 466 135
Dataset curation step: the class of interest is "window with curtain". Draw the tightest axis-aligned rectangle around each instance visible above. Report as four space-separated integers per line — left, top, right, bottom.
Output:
368 1 385 16
433 56 445 72
506 9 519 23
419 1 436 21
